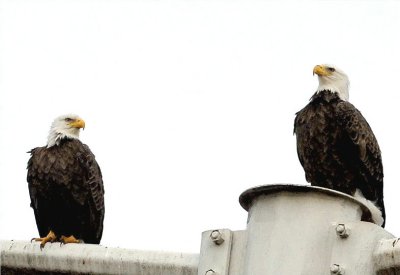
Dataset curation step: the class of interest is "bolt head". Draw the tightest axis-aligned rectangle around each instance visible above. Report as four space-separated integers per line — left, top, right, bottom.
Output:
210 230 220 239
210 230 224 245
205 269 216 275
330 264 339 273
336 224 349 238
336 224 345 233
330 264 344 274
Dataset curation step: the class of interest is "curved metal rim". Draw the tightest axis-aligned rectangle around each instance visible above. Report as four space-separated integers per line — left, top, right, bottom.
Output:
239 183 373 222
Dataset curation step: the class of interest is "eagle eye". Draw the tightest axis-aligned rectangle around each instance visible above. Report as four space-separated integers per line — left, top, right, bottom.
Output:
327 67 336 72
64 118 73 122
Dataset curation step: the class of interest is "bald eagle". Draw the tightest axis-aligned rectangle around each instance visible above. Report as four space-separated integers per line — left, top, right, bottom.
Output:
28 114 105 248
294 65 385 227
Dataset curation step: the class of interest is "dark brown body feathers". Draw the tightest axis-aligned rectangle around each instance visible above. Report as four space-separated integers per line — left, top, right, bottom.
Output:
27 138 105 243
294 90 385 226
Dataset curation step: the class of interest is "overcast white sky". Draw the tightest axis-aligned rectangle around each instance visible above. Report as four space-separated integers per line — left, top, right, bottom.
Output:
1 0 400 253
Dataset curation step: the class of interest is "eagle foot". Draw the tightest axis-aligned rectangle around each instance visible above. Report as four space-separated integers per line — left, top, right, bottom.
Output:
60 235 81 246
31 230 57 249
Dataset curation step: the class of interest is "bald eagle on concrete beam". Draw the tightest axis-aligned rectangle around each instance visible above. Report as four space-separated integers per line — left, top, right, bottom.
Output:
294 65 385 227
28 114 105 248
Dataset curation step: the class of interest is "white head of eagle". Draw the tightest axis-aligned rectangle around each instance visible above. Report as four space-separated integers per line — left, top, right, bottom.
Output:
47 114 85 148
314 64 350 101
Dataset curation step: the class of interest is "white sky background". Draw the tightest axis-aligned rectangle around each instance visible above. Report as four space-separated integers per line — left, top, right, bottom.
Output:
1 0 400 253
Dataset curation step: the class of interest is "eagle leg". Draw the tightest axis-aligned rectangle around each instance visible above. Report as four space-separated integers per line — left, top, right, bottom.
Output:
60 235 81 245
31 230 57 249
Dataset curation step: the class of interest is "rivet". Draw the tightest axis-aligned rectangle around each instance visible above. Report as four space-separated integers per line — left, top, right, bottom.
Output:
210 230 224 245
205 269 216 275
336 224 349 238
330 264 344 274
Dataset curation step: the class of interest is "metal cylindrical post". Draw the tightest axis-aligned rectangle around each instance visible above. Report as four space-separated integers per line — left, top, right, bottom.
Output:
239 184 371 275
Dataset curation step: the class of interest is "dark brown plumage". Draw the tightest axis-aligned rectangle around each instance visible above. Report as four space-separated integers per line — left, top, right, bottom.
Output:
28 117 104 245
294 65 385 227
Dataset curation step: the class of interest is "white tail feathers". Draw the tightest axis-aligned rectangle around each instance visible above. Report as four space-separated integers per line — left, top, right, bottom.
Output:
354 189 384 226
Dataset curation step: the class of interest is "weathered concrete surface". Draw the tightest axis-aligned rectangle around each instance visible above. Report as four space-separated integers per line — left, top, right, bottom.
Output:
1 240 198 275
374 238 400 275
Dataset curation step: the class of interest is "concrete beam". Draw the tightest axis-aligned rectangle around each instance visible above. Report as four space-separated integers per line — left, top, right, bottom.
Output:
374 238 400 274
1 240 198 275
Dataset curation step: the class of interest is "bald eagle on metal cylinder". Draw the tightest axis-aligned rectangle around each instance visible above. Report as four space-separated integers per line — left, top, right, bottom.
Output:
294 65 385 227
28 114 105 248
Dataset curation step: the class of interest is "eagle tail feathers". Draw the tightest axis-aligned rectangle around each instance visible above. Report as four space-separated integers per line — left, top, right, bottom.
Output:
354 189 384 227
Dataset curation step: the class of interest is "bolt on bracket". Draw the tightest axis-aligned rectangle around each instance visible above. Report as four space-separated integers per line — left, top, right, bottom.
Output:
198 229 233 275
336 224 349 238
210 230 225 245
330 264 345 274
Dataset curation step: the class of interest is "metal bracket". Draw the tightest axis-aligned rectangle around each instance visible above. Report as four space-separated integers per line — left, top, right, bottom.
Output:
198 229 233 275
330 222 393 274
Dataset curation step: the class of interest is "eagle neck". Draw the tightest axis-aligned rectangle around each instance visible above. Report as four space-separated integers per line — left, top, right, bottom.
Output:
47 130 79 148
316 81 349 101
310 90 343 103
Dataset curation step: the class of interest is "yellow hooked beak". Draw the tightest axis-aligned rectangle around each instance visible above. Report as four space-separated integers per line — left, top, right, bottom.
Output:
69 119 85 130
313 65 330 77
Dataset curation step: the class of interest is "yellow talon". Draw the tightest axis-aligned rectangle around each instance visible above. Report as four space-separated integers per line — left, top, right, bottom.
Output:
60 235 81 245
31 230 57 249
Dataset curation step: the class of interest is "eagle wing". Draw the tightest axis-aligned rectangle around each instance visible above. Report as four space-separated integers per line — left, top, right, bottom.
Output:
335 101 384 213
78 143 105 243
293 105 314 182
27 147 51 237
